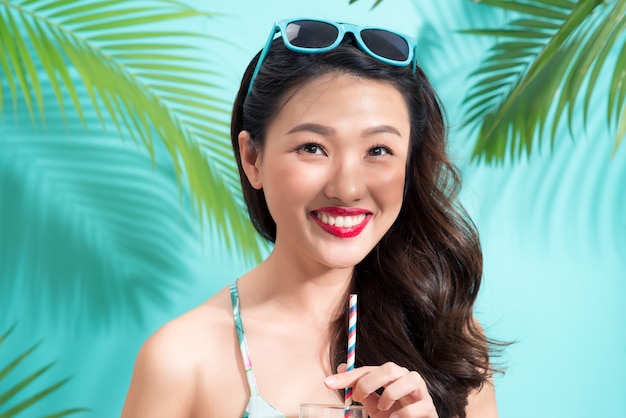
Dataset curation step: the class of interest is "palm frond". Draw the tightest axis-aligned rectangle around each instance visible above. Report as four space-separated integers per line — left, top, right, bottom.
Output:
0 0 266 263
0 87 235 327
461 0 626 163
348 0 384 9
0 325 87 417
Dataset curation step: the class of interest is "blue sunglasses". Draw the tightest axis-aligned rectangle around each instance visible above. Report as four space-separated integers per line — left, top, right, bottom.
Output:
247 18 418 94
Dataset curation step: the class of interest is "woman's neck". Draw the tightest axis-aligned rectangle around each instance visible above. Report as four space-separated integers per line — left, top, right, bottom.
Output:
238 249 353 327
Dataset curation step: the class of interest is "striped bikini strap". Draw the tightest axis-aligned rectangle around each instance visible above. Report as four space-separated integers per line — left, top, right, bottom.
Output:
230 282 260 396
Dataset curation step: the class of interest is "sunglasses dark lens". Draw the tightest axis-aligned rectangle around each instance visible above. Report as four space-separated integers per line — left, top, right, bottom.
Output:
361 29 410 61
286 20 339 48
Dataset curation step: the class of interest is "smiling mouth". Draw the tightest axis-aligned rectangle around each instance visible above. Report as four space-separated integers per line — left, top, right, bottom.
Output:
310 210 371 238
314 212 367 228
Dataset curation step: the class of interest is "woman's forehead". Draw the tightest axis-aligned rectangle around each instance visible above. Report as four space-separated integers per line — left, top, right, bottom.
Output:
268 73 410 134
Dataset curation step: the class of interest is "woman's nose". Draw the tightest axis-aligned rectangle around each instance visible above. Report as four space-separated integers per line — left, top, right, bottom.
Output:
323 158 366 203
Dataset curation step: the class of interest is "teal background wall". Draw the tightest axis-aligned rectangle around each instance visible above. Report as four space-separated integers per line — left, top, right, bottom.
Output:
1 0 625 417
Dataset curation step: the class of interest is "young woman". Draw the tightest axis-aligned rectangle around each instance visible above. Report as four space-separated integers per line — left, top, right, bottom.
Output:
122 18 498 418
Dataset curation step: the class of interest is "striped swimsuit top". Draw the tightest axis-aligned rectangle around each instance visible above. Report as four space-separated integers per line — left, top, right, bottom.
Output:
230 282 287 418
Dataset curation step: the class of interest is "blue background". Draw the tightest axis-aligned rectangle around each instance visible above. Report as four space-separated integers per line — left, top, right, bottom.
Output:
1 0 625 417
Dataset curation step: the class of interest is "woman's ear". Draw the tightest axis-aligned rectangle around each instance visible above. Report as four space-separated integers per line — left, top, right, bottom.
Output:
238 130 263 190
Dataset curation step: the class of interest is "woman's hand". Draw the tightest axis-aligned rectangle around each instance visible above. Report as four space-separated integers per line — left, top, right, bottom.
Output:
324 362 438 418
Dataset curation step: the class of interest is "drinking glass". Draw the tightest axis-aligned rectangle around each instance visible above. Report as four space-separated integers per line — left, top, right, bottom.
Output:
299 403 368 418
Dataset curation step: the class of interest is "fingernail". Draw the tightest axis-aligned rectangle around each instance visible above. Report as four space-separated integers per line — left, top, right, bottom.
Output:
324 376 338 386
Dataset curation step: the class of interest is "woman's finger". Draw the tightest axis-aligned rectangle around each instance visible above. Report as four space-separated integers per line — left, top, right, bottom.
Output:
350 362 410 403
324 365 378 390
387 401 438 418
376 370 430 411
325 363 436 417
358 391 383 417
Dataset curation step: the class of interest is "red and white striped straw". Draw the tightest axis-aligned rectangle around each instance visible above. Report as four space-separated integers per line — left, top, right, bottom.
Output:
344 294 357 417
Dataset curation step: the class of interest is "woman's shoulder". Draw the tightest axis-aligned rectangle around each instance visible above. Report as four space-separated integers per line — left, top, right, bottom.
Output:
142 285 235 365
122 285 240 417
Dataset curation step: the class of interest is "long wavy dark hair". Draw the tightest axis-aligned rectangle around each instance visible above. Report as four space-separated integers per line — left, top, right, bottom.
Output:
231 36 494 418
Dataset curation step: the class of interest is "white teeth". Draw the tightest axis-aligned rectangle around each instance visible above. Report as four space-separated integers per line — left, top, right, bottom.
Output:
315 213 366 227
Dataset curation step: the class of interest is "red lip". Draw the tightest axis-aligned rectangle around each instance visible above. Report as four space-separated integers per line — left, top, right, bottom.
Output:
310 207 372 238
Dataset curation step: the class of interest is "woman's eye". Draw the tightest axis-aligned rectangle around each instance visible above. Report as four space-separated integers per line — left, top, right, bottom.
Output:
368 145 393 157
298 143 324 155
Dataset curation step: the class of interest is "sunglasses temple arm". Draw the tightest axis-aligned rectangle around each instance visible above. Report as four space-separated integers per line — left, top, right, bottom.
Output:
247 24 281 95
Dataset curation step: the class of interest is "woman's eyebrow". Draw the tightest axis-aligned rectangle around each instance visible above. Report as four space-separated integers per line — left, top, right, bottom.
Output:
363 125 402 137
287 123 402 137
287 123 336 136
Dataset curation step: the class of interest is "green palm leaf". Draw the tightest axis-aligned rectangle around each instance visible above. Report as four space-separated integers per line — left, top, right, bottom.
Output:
348 0 384 9
1 114 209 326
0 0 266 263
461 0 626 163
0 325 86 417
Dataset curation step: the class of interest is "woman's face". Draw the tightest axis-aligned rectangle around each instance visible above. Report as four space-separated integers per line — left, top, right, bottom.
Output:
240 73 411 272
